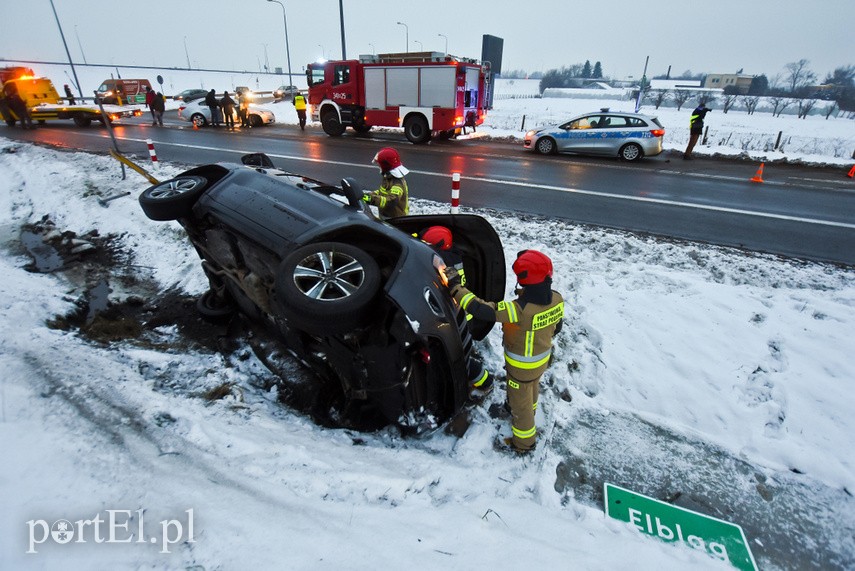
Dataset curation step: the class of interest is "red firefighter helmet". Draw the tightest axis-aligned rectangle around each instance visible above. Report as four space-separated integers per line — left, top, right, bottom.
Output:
420 226 453 250
372 147 402 172
512 250 553 285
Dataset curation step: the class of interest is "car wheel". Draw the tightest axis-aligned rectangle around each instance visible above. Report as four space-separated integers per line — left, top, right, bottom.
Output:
275 241 381 334
249 114 263 127
619 143 643 162
73 115 92 127
321 112 345 136
138 175 209 221
196 289 236 322
535 137 557 155
404 115 430 144
191 113 207 127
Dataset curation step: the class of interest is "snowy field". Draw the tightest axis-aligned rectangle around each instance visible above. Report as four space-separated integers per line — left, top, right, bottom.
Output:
1 62 854 570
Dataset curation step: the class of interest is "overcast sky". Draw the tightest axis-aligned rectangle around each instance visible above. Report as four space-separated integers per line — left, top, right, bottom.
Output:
1 0 851 86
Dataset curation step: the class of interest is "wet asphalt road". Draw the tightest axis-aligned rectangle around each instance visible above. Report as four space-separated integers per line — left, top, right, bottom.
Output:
3 110 854 265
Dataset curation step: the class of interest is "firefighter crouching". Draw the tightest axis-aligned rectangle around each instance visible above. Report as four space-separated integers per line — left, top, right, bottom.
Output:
445 250 564 453
362 147 409 219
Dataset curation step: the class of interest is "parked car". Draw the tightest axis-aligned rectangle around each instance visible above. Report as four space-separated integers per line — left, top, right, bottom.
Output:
524 109 665 161
273 85 300 101
137 153 506 431
177 98 276 127
173 88 208 102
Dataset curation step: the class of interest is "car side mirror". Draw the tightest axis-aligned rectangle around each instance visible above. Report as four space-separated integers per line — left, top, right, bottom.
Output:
340 177 364 209
241 152 275 169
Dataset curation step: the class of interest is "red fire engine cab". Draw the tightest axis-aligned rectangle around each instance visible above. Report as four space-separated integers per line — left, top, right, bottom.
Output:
306 52 491 144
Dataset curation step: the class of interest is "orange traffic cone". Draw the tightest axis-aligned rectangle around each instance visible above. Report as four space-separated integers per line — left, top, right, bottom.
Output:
847 165 855 178
192 121 199 131
750 162 765 183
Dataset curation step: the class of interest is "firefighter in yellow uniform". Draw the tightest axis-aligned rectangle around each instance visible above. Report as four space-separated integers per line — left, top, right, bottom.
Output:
446 250 564 452
362 147 409 219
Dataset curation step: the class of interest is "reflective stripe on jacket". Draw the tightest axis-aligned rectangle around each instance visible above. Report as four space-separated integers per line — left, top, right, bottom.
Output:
455 287 564 382
367 176 408 219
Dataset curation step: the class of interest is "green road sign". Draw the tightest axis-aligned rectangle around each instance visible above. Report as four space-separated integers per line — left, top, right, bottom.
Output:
604 483 758 571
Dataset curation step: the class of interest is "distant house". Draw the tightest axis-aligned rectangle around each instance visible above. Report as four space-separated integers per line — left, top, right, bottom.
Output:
703 74 754 94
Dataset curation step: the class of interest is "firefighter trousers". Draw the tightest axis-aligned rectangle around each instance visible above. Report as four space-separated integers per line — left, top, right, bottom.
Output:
507 375 540 450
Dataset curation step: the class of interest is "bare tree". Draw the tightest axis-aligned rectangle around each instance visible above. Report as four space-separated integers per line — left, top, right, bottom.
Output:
672 89 694 111
822 101 838 119
783 59 817 93
721 93 738 113
797 98 818 119
644 89 669 109
742 96 760 115
768 95 790 116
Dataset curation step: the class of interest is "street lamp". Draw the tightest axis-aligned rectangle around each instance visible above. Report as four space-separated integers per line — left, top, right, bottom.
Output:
396 21 408 52
183 36 191 70
267 0 293 87
414 40 423 51
438 33 448 55
369 43 375 55
318 44 325 59
75 25 87 64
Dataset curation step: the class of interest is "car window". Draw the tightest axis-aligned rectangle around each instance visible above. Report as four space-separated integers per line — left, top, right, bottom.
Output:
626 117 647 127
650 117 664 128
603 116 629 128
333 65 351 86
565 117 597 130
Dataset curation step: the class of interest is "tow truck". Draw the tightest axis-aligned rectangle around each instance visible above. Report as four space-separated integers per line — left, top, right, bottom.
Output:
0 67 142 128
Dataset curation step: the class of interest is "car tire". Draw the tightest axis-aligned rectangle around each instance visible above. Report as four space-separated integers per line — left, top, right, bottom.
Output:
322 112 345 136
191 113 207 127
249 114 263 127
404 115 430 144
535 137 557 155
73 115 92 127
619 143 643 162
275 241 381 334
138 175 209 221
196 289 236 322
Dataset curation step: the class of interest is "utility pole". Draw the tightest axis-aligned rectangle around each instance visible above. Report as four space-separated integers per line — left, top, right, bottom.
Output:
339 0 347 59
48 0 83 99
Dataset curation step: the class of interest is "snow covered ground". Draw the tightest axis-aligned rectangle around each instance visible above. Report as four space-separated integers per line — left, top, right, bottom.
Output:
1 64 854 570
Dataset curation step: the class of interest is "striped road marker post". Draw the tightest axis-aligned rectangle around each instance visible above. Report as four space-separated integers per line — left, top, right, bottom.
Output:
146 139 158 167
451 172 460 214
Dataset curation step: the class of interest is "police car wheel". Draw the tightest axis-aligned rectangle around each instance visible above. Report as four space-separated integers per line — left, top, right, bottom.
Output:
620 143 643 162
535 137 556 155
276 241 381 335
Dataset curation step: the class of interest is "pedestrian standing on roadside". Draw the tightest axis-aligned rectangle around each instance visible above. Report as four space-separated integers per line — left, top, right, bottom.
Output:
684 101 711 160
293 92 307 130
205 89 221 127
220 91 236 130
145 86 156 124
4 83 34 129
64 84 76 105
151 91 165 127
238 90 250 128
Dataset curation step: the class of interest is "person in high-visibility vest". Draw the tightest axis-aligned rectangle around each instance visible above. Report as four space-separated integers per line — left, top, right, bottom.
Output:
293 92 307 130
446 249 564 453
684 102 711 160
362 147 409 219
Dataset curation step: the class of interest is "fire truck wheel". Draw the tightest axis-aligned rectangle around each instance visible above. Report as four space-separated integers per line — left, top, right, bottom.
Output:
353 124 372 134
322 113 345 136
73 115 92 128
404 115 430 144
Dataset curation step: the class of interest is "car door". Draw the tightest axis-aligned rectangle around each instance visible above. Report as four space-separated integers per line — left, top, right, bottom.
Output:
558 115 602 154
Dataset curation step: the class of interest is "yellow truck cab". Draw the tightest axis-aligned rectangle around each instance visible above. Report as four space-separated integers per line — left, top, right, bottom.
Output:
1 68 141 128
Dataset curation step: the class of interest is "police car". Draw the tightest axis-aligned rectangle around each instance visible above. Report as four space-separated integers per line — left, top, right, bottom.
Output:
524 109 665 162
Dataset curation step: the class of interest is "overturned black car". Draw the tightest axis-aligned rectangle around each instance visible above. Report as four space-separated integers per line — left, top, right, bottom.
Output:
139 153 505 430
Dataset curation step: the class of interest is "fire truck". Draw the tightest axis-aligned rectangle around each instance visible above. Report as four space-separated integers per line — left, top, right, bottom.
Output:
306 52 491 143
0 67 140 128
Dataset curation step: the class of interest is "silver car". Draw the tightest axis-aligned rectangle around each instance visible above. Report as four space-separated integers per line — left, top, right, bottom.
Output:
524 109 665 161
177 98 276 128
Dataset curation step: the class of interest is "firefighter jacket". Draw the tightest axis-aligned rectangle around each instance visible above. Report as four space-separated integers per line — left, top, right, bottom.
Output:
451 283 564 382
366 175 409 219
293 94 307 111
689 105 709 132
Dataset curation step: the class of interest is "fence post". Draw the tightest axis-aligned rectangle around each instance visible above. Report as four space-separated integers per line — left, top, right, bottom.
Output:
774 131 783 151
521 114 526 131
702 126 709 146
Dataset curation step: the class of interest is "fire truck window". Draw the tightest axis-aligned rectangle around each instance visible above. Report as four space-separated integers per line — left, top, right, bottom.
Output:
333 65 351 86
464 90 472 107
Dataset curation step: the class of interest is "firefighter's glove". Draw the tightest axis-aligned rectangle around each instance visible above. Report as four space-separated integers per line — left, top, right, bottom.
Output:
361 192 372 204
445 267 462 291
